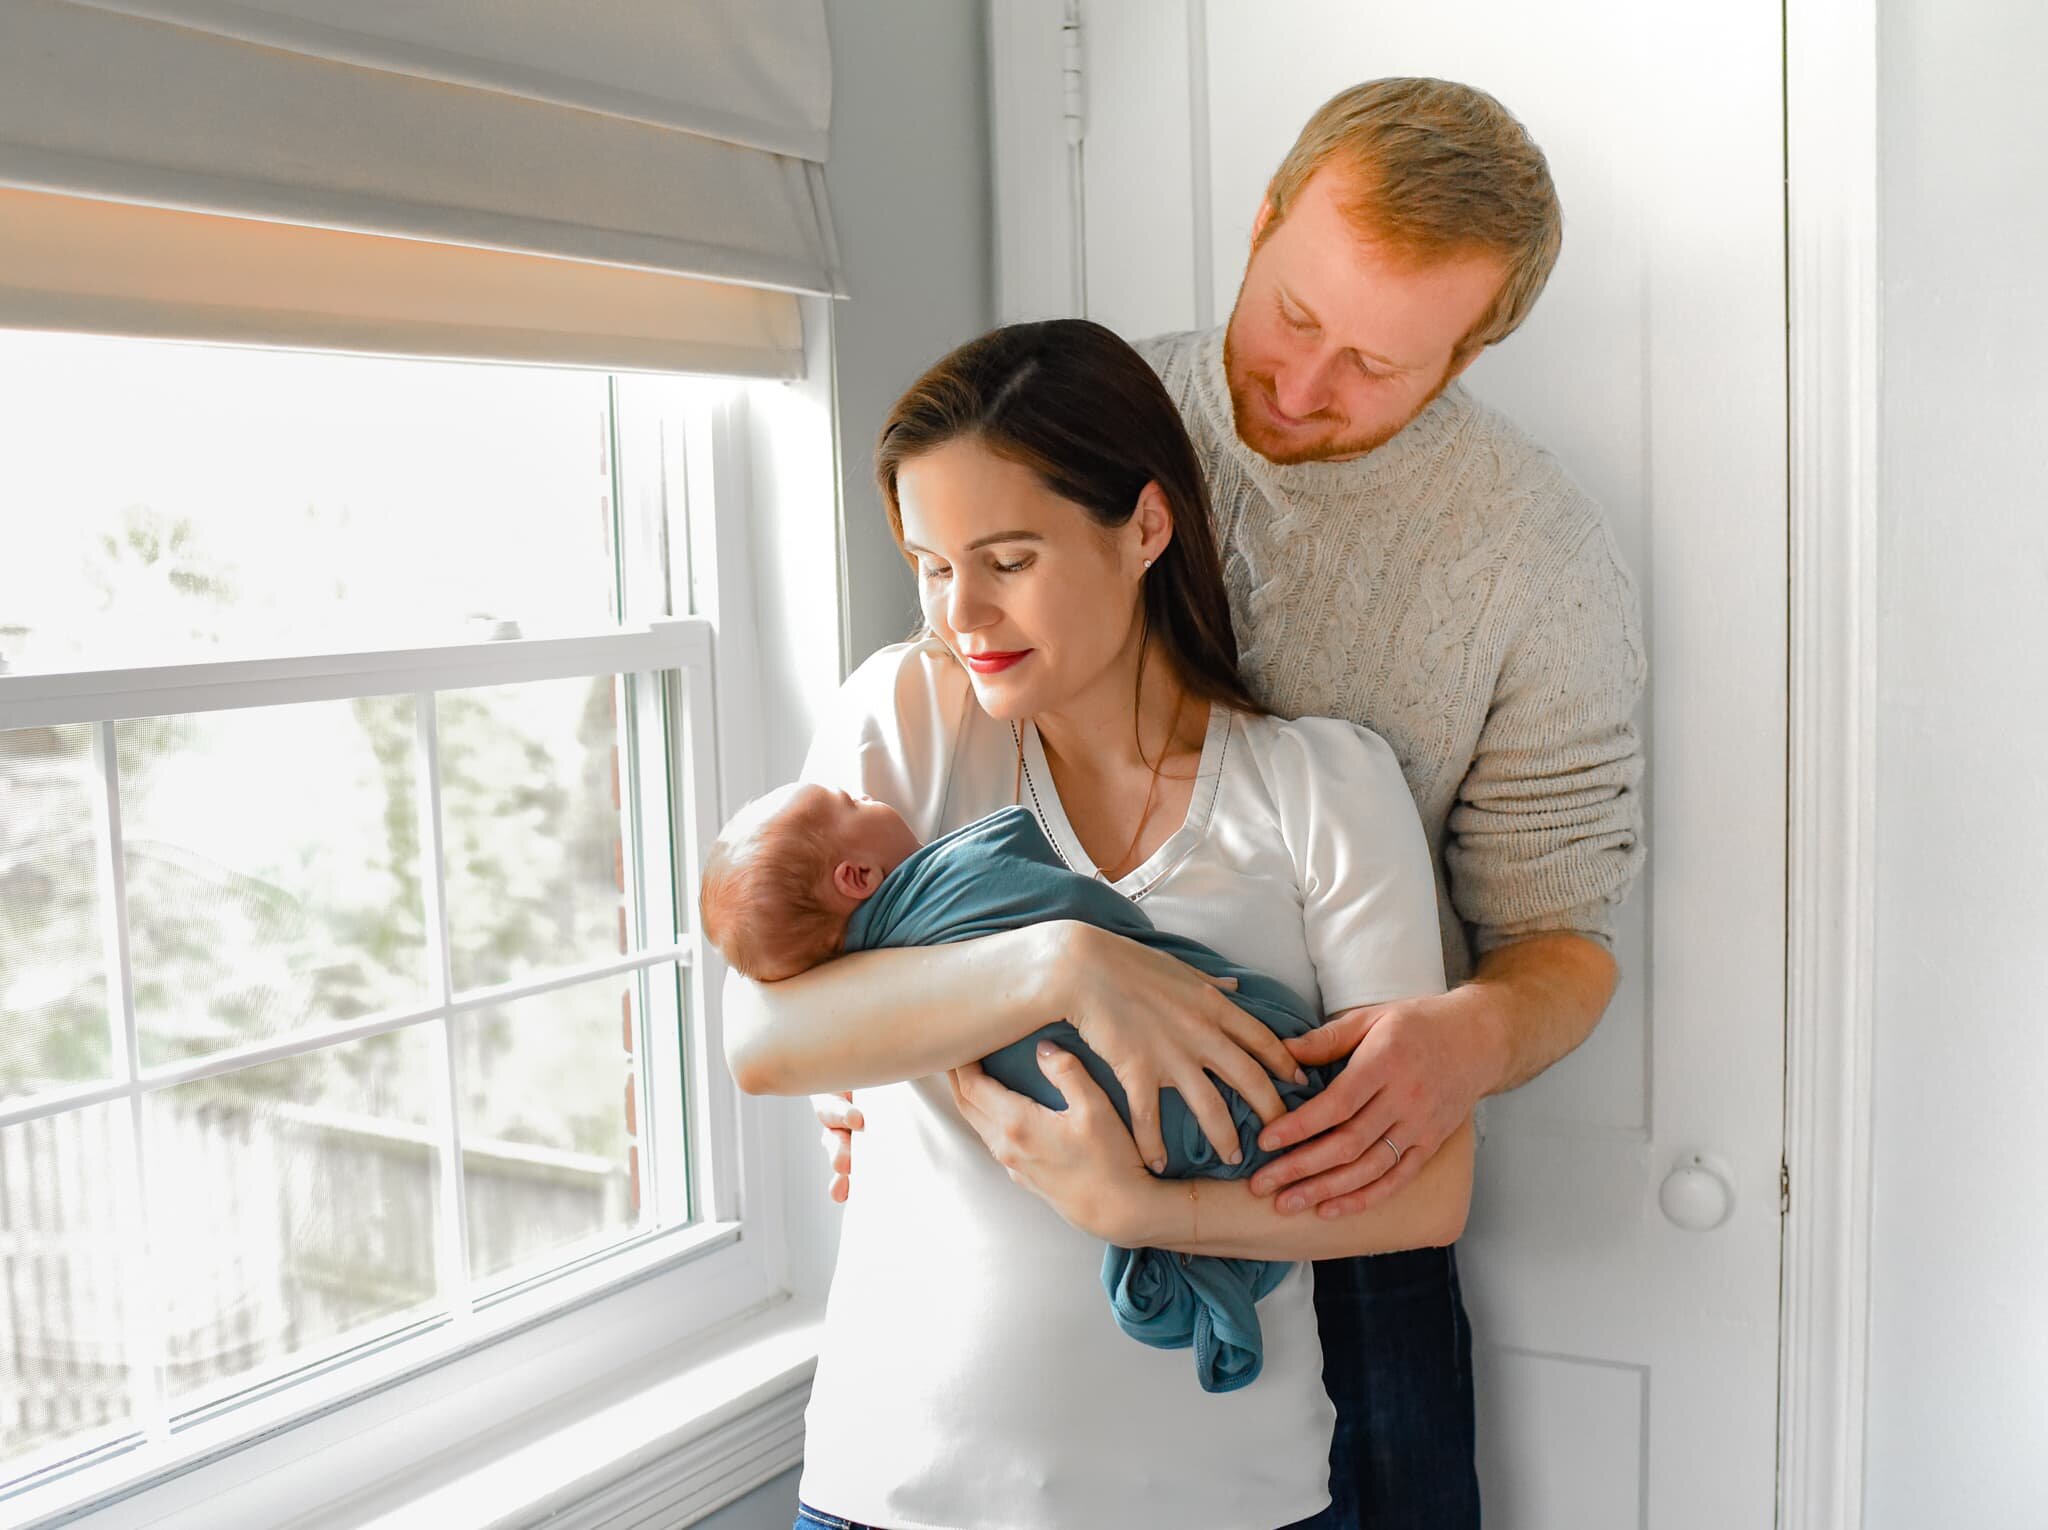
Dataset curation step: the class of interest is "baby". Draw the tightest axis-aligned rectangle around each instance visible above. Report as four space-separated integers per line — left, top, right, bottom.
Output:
700 783 924 983
701 785 1336 1394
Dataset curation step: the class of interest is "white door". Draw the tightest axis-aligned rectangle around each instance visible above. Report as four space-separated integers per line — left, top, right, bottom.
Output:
988 3 1788 1525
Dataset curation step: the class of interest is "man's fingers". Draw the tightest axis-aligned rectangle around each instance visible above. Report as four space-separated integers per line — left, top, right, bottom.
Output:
1316 1145 1428 1217
1257 1117 1394 1205
1201 973 1240 991
1256 1070 1380 1154
1276 1142 1407 1212
1284 1019 1369 1068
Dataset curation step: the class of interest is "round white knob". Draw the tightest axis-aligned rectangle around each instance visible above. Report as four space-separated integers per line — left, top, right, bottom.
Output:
1659 1153 1734 1231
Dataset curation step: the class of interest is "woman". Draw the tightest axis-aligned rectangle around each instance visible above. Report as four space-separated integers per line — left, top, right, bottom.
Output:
725 319 1472 1530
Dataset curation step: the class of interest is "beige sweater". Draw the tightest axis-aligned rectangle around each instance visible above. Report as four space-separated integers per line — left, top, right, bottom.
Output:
1141 328 1646 983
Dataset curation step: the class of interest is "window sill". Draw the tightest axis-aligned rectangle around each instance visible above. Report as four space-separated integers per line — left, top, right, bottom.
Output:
297 1299 822 1530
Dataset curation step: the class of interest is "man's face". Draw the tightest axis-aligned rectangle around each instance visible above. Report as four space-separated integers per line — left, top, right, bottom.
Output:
1223 167 1507 464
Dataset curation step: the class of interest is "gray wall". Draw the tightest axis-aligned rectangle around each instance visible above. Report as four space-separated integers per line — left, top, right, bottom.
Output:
699 4 991 1522
1867 2 2048 1525
826 0 994 667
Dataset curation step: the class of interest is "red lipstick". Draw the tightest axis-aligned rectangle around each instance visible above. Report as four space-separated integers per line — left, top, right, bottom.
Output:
962 649 1031 675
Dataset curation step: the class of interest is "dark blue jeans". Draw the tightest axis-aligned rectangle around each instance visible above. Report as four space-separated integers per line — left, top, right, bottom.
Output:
1286 1245 1480 1530
793 1506 874 1530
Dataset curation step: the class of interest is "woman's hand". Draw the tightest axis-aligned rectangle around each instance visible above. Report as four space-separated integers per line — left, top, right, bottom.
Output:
948 1043 1155 1243
1048 921 1305 1173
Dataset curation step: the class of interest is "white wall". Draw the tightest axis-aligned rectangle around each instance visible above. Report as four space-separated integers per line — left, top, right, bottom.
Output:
1866 2 2048 1525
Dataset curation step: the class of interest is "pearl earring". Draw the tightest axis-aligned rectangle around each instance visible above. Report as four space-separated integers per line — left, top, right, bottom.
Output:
1142 558 1154 571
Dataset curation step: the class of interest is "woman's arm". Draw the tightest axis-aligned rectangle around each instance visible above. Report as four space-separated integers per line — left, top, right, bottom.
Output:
727 920 1303 1169
949 1043 1470 1259
725 924 1065 1095
1112 1119 1473 1259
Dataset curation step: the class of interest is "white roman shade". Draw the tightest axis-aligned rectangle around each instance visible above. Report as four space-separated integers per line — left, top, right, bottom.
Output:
0 0 841 375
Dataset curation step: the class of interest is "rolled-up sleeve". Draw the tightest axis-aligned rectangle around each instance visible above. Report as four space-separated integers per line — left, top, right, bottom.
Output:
1445 522 1647 954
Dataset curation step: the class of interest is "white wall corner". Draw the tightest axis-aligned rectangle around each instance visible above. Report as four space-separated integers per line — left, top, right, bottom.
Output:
1781 1 1881 1527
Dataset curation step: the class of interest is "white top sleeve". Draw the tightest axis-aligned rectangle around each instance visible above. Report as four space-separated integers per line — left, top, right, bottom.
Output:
1266 716 1448 1013
798 638 978 843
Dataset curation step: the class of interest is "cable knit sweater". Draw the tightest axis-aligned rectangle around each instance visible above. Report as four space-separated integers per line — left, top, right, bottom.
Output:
1139 327 1647 982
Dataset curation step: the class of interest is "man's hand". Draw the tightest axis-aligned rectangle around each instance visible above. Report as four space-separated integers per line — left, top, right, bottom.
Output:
812 1091 863 1203
1250 932 1618 1217
1250 989 1505 1216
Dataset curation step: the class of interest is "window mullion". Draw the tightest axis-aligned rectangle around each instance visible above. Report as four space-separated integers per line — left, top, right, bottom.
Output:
413 692 474 1322
90 720 166 1444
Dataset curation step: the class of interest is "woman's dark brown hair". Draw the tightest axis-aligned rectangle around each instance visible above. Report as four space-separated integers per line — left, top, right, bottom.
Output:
874 318 1265 721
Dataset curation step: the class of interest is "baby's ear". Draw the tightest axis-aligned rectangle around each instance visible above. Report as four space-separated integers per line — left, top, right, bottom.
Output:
832 858 878 902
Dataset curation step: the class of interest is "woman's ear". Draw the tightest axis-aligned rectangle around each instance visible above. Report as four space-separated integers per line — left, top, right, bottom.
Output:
1134 481 1175 567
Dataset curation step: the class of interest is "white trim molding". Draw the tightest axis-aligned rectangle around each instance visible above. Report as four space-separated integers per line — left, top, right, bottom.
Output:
1781 1 1880 1527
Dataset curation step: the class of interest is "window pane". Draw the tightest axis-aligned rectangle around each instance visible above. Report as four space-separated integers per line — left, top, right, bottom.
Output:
0 332 617 671
440 676 632 994
0 1103 138 1473
0 726 111 1103
457 974 643 1285
146 1027 443 1407
118 699 426 1068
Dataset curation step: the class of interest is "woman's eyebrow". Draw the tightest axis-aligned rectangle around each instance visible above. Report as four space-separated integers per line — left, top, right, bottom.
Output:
901 530 1044 555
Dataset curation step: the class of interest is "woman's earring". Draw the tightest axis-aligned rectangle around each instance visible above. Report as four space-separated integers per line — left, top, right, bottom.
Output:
1142 558 1154 571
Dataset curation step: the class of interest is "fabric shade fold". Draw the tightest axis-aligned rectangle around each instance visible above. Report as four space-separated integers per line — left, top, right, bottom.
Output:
0 0 839 370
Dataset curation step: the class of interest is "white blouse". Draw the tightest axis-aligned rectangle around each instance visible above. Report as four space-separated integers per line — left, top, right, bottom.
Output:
786 639 1445 1530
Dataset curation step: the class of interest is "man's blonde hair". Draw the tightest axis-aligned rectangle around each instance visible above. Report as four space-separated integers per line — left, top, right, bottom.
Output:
1261 77 1562 360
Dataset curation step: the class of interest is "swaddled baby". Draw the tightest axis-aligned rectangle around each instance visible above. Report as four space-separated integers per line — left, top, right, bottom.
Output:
700 784 1335 1393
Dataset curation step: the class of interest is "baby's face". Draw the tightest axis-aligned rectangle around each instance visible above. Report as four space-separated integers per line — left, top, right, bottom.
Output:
785 784 921 886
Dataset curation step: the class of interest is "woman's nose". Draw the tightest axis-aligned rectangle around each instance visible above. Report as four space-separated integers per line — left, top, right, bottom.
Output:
944 575 996 633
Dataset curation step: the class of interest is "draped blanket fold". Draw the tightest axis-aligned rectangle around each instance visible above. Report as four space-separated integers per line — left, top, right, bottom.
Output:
843 806 1332 1393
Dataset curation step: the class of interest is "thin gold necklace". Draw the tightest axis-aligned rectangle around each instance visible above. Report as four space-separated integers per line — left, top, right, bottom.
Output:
1100 687 1188 882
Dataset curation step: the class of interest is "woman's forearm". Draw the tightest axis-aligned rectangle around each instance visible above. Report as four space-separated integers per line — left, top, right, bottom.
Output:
1114 1119 1475 1259
723 922 1070 1095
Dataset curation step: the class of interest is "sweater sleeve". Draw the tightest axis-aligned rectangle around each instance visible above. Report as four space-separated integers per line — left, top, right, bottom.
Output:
1445 520 1647 953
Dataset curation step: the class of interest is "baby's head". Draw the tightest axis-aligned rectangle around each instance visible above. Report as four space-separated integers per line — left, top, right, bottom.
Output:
699 783 922 981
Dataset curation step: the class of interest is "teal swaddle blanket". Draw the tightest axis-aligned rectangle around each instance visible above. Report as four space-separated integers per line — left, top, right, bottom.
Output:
841 805 1333 1393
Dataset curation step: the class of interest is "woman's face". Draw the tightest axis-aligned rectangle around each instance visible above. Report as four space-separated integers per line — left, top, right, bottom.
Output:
894 437 1159 723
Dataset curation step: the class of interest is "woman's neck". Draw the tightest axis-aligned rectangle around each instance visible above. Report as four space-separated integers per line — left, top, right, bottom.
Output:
1033 641 1206 780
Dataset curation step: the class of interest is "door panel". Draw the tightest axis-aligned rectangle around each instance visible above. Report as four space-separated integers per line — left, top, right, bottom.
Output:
994 3 1788 1525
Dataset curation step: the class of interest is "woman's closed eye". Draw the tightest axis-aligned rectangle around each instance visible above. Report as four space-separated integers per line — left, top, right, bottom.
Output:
919 555 1034 579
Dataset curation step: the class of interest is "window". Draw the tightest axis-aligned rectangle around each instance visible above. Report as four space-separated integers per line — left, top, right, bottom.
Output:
0 332 791 1515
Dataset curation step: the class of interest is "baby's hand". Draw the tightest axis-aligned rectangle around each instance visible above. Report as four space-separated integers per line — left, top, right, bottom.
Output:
812 1090 864 1202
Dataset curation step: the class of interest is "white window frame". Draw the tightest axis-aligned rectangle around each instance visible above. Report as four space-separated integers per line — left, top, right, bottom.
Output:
0 367 829 1529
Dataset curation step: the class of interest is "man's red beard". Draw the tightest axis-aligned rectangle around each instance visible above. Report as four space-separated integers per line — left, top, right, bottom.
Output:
1223 325 1454 466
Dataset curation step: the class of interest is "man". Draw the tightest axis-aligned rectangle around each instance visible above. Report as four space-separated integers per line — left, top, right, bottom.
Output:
817 78 1643 1528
